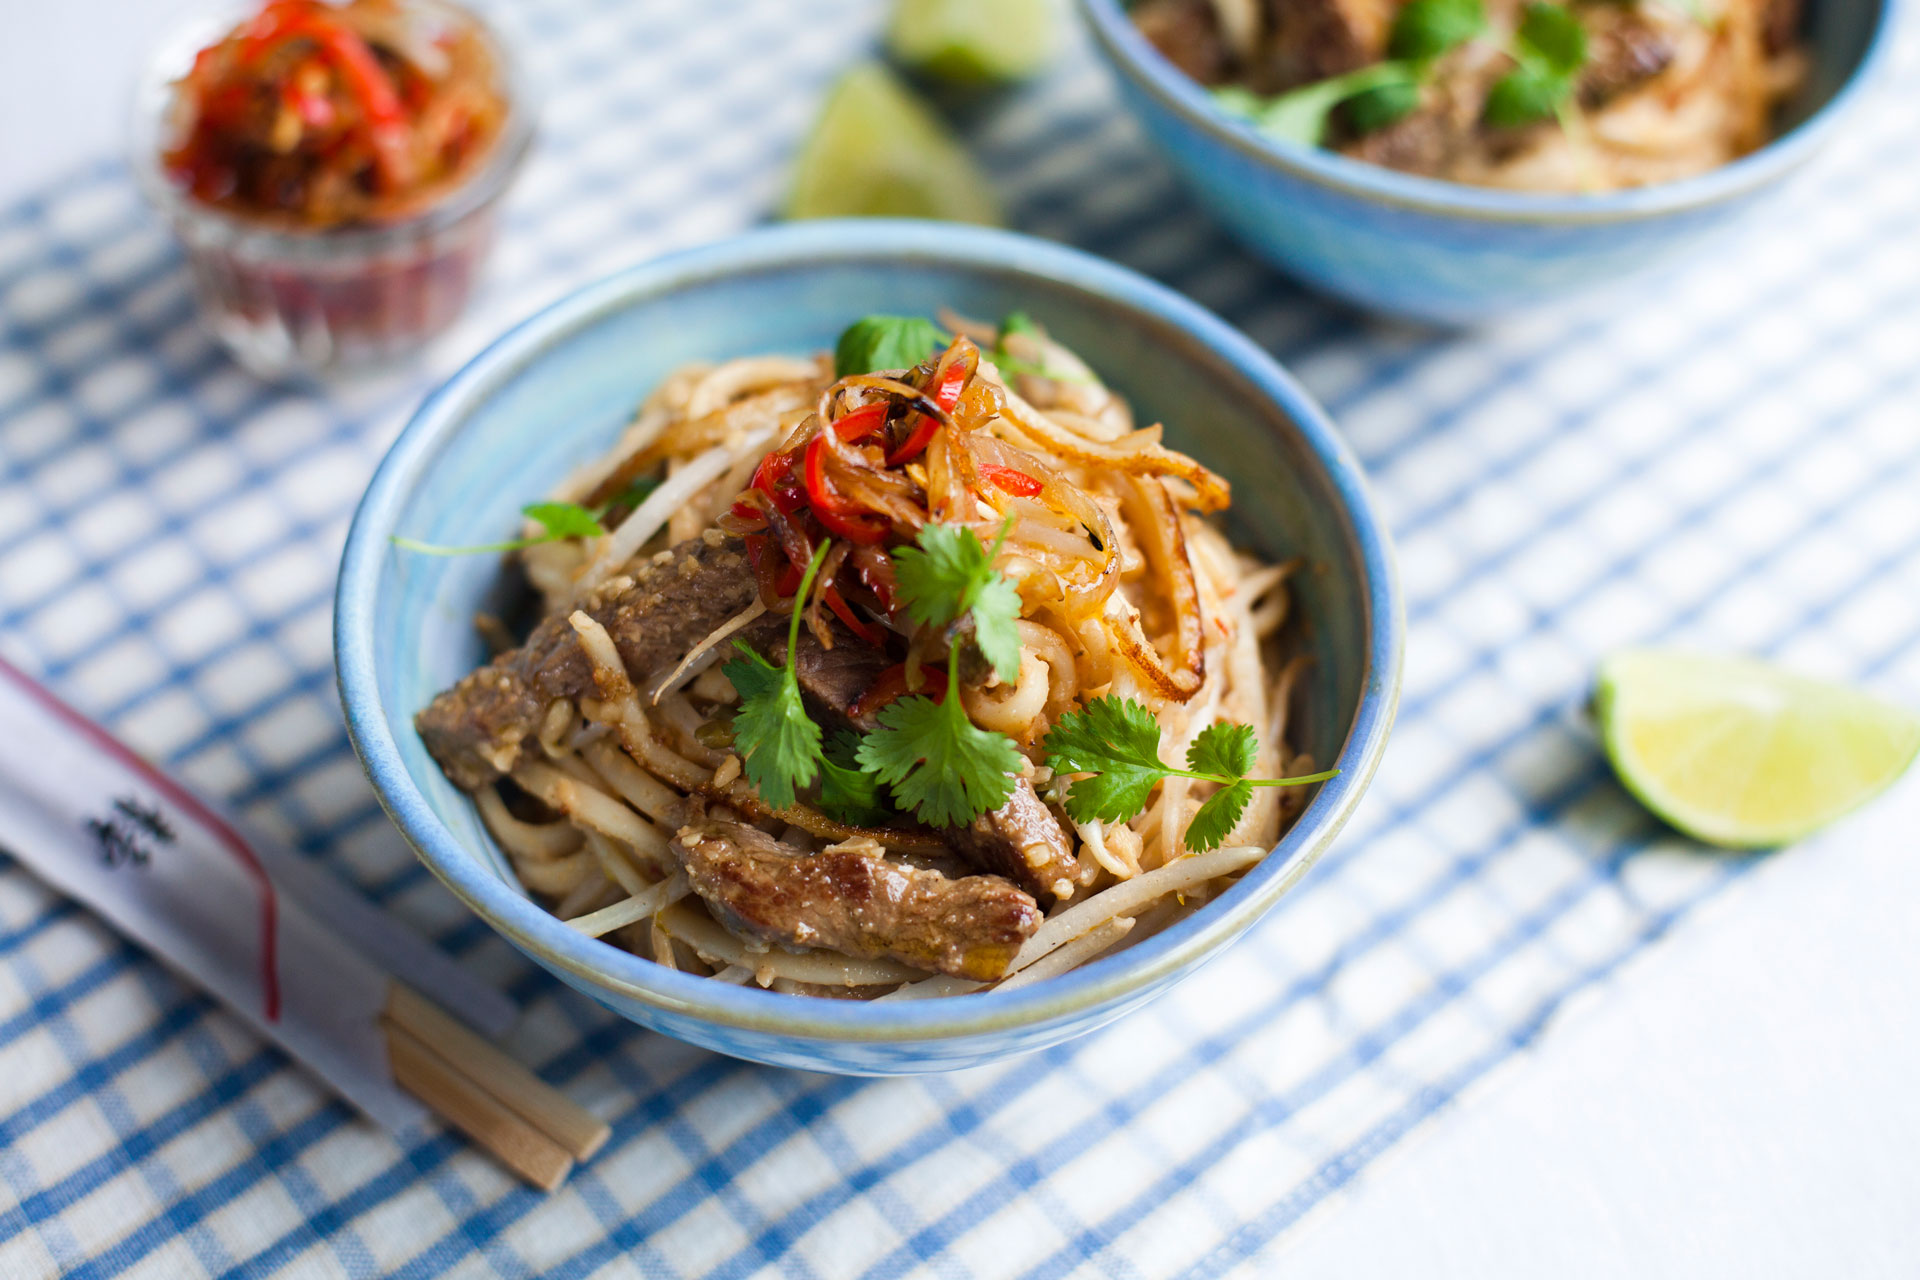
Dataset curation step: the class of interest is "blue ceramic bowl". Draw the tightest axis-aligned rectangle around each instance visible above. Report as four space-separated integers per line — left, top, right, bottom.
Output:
336 221 1402 1074
1077 0 1893 323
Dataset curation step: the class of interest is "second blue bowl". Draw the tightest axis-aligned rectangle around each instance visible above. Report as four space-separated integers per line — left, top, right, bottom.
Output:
1077 0 1893 324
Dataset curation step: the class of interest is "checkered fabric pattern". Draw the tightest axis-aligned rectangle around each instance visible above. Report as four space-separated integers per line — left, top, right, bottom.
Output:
3 0 1918 1274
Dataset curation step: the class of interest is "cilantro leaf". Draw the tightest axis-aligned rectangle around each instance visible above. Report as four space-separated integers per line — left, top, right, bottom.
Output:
724 645 820 810
855 680 1022 828
834 315 950 378
1042 694 1340 839
891 520 1022 682
969 574 1024 686
999 310 1038 338
720 543 833 811
1483 64 1565 126
522 502 608 541
1185 780 1254 852
1485 3 1587 127
816 730 895 827
1042 696 1168 824
1390 0 1486 61
1343 79 1422 134
1212 63 1420 147
391 501 607 556
1188 722 1257 780
1515 1 1587 74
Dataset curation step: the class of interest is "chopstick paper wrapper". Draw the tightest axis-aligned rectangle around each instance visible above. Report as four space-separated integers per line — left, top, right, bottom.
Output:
0 657 609 1190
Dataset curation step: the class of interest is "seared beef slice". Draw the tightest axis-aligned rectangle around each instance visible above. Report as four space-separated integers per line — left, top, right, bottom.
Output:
417 530 895 790
416 531 762 789
672 805 1041 980
948 780 1083 904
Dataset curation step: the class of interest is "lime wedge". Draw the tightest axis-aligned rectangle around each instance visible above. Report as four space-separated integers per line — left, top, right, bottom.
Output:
1595 648 1920 849
783 64 1005 225
886 0 1058 85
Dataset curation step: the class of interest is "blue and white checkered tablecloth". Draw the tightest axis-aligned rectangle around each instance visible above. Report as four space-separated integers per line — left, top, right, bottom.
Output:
3 0 1918 1274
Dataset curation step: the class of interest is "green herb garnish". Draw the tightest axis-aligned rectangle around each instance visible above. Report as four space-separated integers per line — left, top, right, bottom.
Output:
817 730 898 827
890 519 1022 682
390 501 609 557
834 315 951 378
1041 696 1339 851
1484 3 1588 127
1390 0 1488 60
855 656 1025 828
854 520 1027 827
721 542 833 810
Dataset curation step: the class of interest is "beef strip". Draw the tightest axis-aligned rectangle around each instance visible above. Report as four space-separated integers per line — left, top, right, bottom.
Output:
1575 5 1678 108
671 802 1041 981
1259 0 1394 90
948 781 1085 905
419 527 1083 906
416 530 886 790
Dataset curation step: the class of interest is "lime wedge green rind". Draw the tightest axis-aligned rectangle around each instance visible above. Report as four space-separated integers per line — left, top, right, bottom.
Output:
1595 648 1920 849
783 64 1005 225
886 0 1058 85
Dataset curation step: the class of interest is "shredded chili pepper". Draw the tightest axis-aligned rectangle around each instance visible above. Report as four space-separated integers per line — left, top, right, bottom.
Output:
979 463 1043 497
823 585 885 646
731 449 805 522
830 402 889 443
234 1 413 191
849 662 947 720
803 435 889 545
883 358 969 466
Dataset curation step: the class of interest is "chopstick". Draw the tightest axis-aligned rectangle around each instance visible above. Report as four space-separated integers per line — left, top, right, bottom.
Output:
381 982 611 1189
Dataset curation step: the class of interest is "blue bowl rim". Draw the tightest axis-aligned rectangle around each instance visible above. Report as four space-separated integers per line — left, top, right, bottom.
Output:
335 219 1404 1046
1075 0 1896 225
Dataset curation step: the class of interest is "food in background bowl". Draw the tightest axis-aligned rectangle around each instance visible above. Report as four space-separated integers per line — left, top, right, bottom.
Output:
1076 0 1888 321
408 312 1334 996
1132 0 1807 192
133 0 532 375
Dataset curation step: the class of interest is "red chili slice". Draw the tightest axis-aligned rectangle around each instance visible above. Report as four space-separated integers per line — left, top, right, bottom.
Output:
831 402 888 443
883 359 969 466
822 585 884 646
732 449 805 522
803 435 889 545
979 463 1043 497
240 3 414 192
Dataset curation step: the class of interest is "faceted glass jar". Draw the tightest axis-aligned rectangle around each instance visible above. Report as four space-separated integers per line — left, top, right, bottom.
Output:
130 0 534 378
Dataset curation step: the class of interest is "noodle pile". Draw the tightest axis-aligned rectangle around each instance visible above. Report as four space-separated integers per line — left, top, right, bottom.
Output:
466 314 1317 997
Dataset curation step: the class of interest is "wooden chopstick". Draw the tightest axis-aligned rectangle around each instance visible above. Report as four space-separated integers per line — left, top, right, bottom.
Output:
385 1020 574 1192
381 982 611 1189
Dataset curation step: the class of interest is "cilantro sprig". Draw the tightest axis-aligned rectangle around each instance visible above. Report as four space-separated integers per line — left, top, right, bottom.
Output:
391 477 661 557
1211 0 1485 145
856 520 1027 827
722 542 834 811
716 520 1028 829
1042 696 1338 851
891 519 1022 682
1483 3 1589 128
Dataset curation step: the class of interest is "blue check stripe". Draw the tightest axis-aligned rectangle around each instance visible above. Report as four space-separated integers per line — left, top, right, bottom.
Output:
4 1 1919 1275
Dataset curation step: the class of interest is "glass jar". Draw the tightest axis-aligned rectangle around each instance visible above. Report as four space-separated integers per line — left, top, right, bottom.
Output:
130 0 534 379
